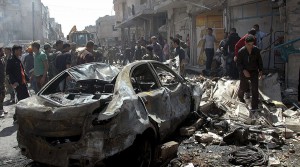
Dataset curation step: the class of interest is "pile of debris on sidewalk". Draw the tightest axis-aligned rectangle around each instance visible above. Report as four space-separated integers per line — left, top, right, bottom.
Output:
166 73 300 167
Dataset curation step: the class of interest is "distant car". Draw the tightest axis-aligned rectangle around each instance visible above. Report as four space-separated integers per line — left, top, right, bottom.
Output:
16 61 193 167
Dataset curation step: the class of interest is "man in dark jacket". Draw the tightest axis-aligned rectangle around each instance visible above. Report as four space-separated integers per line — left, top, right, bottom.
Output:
173 38 186 77
0 47 7 117
6 45 30 102
237 35 263 111
224 28 240 79
55 43 71 73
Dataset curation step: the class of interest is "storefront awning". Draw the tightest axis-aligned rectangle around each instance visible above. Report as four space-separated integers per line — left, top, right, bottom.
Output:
115 10 153 28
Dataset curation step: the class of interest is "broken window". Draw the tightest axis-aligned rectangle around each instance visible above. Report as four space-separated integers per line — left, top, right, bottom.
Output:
131 64 159 93
151 63 181 90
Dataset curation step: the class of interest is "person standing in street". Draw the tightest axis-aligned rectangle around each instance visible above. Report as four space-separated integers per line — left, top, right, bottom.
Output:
6 45 30 102
151 36 164 62
134 42 146 61
253 24 270 50
77 41 95 65
23 46 37 93
202 28 217 76
4 47 15 102
237 35 263 112
224 28 241 79
0 47 7 118
173 38 186 77
32 42 49 91
55 43 71 73
142 45 159 61
163 39 170 60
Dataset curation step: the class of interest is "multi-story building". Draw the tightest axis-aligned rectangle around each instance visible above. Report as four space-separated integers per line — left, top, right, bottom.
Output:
49 18 64 42
84 25 97 44
113 0 167 46
114 0 299 88
0 0 62 46
96 15 121 47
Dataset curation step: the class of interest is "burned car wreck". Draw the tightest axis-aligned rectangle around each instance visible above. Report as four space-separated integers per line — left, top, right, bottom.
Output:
16 61 193 167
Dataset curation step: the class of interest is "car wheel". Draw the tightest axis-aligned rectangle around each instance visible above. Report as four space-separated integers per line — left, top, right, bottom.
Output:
131 136 153 167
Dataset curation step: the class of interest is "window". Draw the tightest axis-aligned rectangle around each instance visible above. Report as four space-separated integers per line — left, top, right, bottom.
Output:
131 64 159 93
151 63 181 90
112 25 117 31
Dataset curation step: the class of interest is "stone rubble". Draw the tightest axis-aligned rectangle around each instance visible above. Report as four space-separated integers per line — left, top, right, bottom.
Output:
165 73 300 166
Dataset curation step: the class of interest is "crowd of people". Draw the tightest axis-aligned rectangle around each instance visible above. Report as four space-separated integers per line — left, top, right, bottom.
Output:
0 23 277 117
0 34 190 118
201 24 269 112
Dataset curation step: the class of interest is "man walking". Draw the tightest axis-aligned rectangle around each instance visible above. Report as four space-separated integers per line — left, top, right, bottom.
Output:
237 35 263 112
224 28 240 79
32 42 49 91
202 28 217 76
6 45 30 102
0 47 7 118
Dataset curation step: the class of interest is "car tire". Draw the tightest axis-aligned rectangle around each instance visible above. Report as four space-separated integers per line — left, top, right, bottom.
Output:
130 136 154 167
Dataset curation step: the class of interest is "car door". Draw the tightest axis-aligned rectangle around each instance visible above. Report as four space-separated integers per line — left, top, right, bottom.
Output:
131 63 173 140
150 62 191 133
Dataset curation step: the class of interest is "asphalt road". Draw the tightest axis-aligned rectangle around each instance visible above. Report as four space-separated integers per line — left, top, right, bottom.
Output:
0 95 32 167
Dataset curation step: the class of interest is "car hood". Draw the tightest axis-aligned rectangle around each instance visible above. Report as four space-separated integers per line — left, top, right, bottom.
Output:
67 63 120 82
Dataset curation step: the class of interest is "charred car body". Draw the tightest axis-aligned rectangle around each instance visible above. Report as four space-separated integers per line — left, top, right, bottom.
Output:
16 61 193 167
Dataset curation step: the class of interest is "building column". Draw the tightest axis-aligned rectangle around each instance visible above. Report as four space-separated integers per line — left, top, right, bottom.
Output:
190 14 197 66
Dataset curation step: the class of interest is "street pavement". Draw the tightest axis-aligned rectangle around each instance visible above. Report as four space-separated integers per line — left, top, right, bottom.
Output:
0 95 31 166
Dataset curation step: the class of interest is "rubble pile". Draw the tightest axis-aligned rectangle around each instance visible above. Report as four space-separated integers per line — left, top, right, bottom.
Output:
167 73 300 167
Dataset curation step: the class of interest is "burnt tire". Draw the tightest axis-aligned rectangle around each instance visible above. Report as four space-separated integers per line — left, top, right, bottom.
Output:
128 136 154 167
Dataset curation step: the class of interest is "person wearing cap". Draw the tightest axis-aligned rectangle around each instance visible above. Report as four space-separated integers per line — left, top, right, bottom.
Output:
32 41 49 91
202 28 217 76
142 45 159 61
151 36 164 62
0 47 7 118
77 41 95 65
6 45 30 102
237 35 263 112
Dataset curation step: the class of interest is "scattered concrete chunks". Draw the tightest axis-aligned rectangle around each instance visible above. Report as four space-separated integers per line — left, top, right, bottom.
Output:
180 126 196 136
159 141 179 161
283 109 298 117
276 128 294 139
285 118 300 132
195 133 213 143
192 118 205 129
269 156 281 166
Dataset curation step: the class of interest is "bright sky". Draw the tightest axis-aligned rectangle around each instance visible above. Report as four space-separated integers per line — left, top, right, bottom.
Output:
41 0 115 36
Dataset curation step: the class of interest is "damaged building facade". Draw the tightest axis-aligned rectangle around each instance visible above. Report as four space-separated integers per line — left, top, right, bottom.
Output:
96 15 122 47
0 0 64 46
113 0 300 88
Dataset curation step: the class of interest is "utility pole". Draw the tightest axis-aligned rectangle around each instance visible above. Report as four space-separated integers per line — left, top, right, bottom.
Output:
32 1 35 41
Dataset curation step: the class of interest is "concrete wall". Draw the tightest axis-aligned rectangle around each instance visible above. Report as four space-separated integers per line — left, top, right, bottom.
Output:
227 0 284 69
286 0 300 88
96 15 121 46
